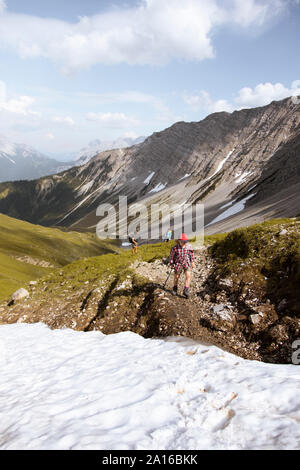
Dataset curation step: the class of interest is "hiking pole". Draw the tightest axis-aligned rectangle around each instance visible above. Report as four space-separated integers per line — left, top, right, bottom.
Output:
163 266 173 288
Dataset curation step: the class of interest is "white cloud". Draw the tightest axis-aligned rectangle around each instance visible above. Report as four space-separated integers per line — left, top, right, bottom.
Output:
78 90 161 106
0 0 6 15
45 133 55 140
184 81 300 115
184 90 233 113
0 0 289 72
235 81 300 107
213 99 234 113
0 80 38 115
123 131 138 140
52 116 75 126
86 112 140 128
0 80 6 101
229 0 285 27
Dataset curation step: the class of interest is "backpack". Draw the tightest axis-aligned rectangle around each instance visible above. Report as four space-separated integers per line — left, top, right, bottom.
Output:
128 236 133 244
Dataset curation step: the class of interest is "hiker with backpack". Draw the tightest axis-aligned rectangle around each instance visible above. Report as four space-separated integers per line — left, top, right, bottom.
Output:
129 235 138 254
168 233 195 298
164 229 173 243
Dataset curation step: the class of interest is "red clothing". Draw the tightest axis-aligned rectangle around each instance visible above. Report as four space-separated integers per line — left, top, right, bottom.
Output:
169 243 194 273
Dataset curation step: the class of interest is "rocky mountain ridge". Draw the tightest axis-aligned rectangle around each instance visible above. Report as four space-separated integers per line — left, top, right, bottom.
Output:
0 97 299 232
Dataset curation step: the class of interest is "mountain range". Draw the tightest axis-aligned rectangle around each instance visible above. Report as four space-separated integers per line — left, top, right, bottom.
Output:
0 135 146 183
0 136 69 182
0 97 299 234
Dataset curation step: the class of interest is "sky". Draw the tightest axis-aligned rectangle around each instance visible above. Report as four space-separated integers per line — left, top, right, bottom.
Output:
0 0 299 158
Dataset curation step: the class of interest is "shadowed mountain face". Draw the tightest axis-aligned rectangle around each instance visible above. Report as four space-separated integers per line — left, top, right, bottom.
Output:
0 97 299 232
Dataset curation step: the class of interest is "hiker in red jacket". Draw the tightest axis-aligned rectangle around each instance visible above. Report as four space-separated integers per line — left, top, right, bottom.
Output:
169 233 195 298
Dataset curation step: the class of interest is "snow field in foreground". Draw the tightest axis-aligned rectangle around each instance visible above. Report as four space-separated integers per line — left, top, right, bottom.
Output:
0 323 299 450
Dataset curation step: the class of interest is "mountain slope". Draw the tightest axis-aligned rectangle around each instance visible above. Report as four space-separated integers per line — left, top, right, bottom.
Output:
0 213 116 300
0 97 299 231
0 136 70 182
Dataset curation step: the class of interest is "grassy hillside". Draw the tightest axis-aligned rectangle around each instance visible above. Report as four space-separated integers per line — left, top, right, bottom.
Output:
0 213 117 300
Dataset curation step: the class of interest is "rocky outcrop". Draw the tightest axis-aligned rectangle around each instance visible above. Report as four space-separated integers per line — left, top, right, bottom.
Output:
11 288 29 302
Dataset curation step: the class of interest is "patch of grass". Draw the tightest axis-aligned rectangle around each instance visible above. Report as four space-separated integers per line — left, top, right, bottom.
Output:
8 240 176 304
0 252 50 300
0 214 116 265
204 233 227 246
0 213 116 301
138 241 176 262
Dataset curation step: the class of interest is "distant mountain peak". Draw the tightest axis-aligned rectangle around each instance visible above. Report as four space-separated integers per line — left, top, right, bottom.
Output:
0 135 66 182
74 136 146 164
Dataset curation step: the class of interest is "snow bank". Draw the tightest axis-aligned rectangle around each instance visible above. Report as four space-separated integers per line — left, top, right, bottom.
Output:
0 138 17 157
179 174 191 181
144 172 155 185
150 183 166 193
207 193 255 227
235 171 252 184
0 154 16 164
211 149 235 177
0 323 299 450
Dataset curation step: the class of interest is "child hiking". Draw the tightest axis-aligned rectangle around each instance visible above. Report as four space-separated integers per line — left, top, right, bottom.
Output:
168 233 195 299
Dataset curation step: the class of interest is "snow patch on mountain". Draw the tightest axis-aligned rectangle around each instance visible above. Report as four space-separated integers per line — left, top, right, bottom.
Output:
0 154 16 165
207 193 255 226
212 149 235 177
235 171 253 184
0 323 298 450
144 171 155 185
179 174 191 181
150 183 167 193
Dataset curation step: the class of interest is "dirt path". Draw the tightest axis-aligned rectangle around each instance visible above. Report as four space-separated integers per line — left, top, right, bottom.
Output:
133 247 213 299
132 249 261 361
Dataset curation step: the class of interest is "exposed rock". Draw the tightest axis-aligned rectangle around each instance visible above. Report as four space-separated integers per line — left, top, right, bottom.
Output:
11 288 29 302
250 313 263 325
268 324 290 342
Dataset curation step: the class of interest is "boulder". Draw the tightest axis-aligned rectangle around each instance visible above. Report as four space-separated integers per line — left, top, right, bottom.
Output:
11 288 29 302
250 313 263 325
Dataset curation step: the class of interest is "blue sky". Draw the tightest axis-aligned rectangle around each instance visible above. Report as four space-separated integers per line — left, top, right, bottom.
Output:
0 0 299 158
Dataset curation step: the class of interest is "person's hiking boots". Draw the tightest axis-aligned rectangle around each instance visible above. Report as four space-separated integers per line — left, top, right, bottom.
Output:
183 287 190 299
172 285 190 298
172 285 178 296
